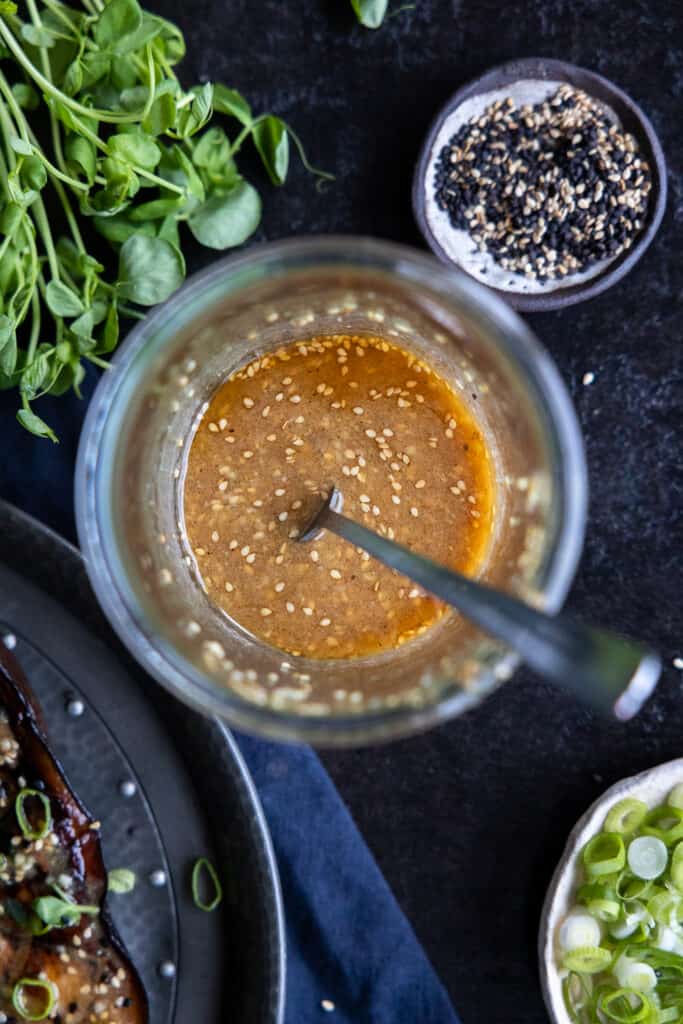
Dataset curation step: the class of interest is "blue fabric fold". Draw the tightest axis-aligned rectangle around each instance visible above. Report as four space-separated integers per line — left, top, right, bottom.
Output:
1 385 459 1024
237 735 460 1024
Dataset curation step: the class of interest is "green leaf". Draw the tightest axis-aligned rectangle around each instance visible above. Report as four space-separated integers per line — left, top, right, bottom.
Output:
94 212 155 243
100 301 119 353
94 0 143 48
192 126 239 189
32 894 97 926
188 180 261 250
158 144 204 200
118 233 184 305
252 116 289 186
46 280 84 317
129 196 183 220
175 83 214 138
11 83 39 111
9 136 33 157
0 203 22 235
20 155 47 191
62 57 83 96
80 50 111 89
21 352 51 398
17 409 58 443
71 309 95 339
142 90 176 135
107 868 136 894
111 10 161 52
152 16 185 63
0 317 16 375
212 84 252 127
0 2 18 15
108 128 161 170
65 135 97 184
350 0 389 27
157 213 179 248
20 22 56 47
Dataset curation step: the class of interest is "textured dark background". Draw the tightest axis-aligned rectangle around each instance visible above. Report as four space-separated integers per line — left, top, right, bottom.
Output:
1 2 682 1022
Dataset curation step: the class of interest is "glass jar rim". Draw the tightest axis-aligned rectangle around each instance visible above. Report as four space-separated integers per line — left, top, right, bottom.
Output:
75 235 588 745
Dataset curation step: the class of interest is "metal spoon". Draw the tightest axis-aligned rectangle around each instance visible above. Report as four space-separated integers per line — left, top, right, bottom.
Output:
299 488 660 720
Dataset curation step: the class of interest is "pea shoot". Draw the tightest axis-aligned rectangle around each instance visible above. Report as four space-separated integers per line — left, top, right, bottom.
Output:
0 0 331 441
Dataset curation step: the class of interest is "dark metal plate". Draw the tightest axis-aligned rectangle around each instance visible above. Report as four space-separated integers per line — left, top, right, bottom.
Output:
0 501 286 1024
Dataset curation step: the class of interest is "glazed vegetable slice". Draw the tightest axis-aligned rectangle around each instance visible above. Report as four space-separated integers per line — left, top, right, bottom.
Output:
557 789 683 1023
0 643 148 1023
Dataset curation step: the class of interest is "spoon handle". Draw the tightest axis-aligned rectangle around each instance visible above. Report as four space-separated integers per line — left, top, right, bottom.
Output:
320 506 660 720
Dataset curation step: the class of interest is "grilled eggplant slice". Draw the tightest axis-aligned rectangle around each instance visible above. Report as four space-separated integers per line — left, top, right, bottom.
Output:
0 644 148 1023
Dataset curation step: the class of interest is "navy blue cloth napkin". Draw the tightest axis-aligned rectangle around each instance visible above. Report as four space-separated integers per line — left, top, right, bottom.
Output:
1 375 460 1024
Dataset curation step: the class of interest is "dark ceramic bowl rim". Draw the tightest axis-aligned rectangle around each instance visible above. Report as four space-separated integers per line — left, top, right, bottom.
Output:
412 57 667 312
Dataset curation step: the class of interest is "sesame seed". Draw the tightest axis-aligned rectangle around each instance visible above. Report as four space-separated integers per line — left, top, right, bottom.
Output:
392 495 401 505
274 582 285 592
352 406 364 415
303 607 313 616
246 552 256 563
278 511 288 522
410 507 419 517
286 602 295 613
330 569 342 579
243 397 254 408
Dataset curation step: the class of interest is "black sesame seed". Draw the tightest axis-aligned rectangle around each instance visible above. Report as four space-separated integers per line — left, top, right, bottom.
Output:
432 84 650 281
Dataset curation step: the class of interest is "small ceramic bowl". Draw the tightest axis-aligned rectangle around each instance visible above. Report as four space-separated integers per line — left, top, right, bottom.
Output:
539 759 683 1024
413 57 667 312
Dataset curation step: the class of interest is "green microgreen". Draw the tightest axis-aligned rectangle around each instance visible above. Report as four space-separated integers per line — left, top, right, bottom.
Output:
0 0 331 439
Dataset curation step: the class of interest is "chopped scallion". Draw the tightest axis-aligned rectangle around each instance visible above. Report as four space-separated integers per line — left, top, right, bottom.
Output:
191 857 223 912
15 789 52 841
11 977 56 1021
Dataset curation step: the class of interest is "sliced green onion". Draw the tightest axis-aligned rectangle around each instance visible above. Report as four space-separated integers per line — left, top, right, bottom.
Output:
15 789 52 841
560 912 602 950
667 784 683 811
605 799 649 835
627 836 668 880
597 987 652 1022
670 842 683 893
588 898 621 922
615 872 652 901
191 857 223 912
583 833 626 877
563 945 613 974
657 1009 680 1024
613 956 657 992
646 888 680 926
11 977 56 1020
107 868 136 894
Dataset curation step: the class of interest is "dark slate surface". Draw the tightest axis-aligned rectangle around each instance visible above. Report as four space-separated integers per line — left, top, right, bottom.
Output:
0 3 682 1022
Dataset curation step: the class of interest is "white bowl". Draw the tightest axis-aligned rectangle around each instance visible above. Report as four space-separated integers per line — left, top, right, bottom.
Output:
539 758 683 1023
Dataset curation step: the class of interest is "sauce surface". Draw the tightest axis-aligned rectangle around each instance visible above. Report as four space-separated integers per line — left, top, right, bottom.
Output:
183 334 495 658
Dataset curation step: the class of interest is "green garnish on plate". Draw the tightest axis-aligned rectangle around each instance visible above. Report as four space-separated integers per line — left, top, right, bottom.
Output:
558 787 683 1023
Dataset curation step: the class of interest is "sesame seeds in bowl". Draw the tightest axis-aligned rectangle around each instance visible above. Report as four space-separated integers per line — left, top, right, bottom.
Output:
413 58 667 312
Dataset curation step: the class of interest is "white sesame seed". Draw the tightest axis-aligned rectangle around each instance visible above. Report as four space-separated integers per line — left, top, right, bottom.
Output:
330 569 342 580
261 405 271 417
352 406 364 415
383 428 394 437
274 582 285 592
225 582 234 592
243 450 254 459
320 618 331 627
310 550 320 562
240 545 250 556
286 602 295 613
303 607 313 616
278 511 288 522
391 495 401 505
415 479 426 488
583 371 595 386
410 507 419 517
243 397 254 408
208 422 219 433
290 394 302 403
365 429 377 438
246 552 256 563
275 487 286 496
674 657 683 670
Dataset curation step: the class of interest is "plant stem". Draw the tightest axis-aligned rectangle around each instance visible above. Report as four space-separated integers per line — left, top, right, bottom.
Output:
0 17 144 124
